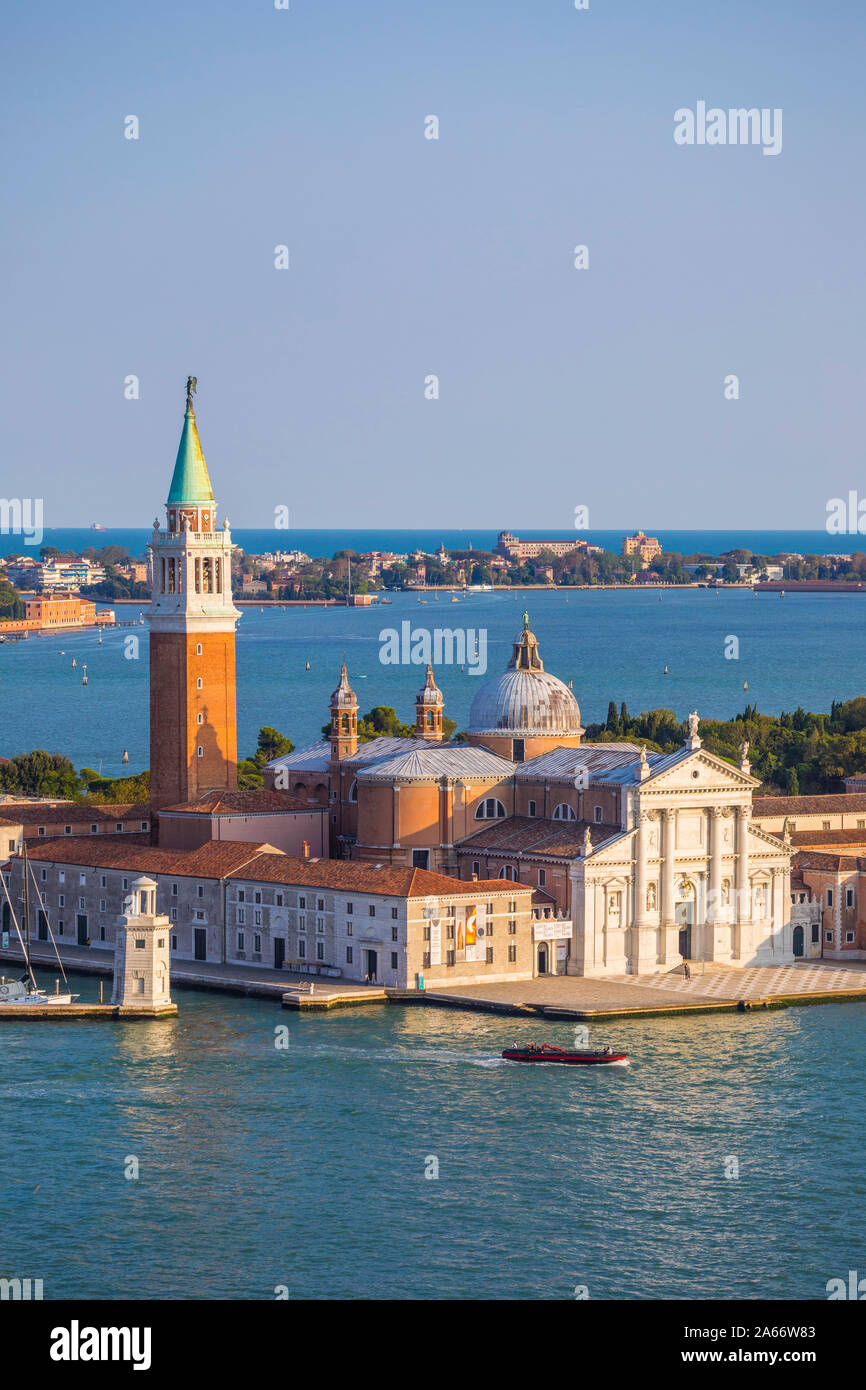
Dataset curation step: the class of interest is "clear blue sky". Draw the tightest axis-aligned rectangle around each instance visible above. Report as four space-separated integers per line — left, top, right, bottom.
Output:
2 0 864 529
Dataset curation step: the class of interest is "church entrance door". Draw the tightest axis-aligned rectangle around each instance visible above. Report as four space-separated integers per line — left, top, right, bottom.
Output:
792 925 804 958
537 943 549 975
676 900 693 960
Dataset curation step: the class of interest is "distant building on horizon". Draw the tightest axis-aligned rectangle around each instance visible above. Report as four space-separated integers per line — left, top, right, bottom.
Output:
622 530 662 564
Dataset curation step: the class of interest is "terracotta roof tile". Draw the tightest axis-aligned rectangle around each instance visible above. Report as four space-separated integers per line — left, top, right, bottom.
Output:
753 793 866 817
17 802 150 826
22 836 275 878
159 789 323 815
457 815 616 858
226 855 532 899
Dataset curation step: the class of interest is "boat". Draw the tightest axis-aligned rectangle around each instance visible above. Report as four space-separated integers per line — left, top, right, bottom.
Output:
90 522 107 532
0 844 79 1006
501 1043 628 1067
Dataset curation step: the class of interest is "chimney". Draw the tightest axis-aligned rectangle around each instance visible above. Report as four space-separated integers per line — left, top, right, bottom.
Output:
302 840 310 859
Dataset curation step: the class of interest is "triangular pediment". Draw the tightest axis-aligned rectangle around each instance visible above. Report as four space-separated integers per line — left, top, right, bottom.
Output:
642 748 759 792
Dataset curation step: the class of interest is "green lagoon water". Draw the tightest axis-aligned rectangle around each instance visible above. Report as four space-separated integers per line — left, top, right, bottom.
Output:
2 976 865 1300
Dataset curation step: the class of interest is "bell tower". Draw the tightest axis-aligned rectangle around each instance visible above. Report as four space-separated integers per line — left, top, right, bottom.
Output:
415 664 444 741
148 379 241 825
329 663 358 760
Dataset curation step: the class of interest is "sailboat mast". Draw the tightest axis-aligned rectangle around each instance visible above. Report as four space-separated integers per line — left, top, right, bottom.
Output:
21 840 35 990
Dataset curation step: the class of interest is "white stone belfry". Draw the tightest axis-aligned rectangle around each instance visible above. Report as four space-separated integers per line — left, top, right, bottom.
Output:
112 876 174 1010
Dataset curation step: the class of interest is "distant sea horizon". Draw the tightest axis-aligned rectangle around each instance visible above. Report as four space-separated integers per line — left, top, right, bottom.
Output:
1 527 862 561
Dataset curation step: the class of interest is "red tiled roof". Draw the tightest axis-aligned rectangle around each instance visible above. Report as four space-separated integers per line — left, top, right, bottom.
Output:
226 854 532 899
457 815 616 858
753 793 866 817
21 836 275 879
159 789 322 816
793 850 866 872
789 829 866 848
17 802 150 826
16 838 528 900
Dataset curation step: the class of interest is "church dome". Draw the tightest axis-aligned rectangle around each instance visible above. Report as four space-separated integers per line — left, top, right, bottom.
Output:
467 612 583 737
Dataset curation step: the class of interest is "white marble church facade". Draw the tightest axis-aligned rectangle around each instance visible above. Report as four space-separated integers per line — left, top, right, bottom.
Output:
570 728 794 976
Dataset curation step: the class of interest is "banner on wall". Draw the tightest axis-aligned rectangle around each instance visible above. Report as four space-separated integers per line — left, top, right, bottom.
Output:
429 920 442 966
465 905 485 963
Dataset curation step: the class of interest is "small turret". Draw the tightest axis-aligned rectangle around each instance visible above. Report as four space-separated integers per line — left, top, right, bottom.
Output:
415 664 444 742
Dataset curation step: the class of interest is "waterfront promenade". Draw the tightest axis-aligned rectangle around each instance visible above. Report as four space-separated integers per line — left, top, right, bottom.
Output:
410 961 866 1019
5 941 866 1020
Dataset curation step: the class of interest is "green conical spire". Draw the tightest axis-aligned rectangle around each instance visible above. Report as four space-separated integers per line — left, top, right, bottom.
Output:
167 378 215 505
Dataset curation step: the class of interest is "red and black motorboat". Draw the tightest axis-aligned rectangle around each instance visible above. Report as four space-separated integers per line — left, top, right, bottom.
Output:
502 1043 628 1067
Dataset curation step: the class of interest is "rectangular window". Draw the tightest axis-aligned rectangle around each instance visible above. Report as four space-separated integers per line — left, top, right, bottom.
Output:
538 869 546 887
446 949 456 966
346 902 353 915
238 889 245 902
472 861 480 877
368 905 376 917
846 889 855 908
317 898 324 911
823 821 831 830
346 922 353 936
170 908 177 922
827 890 834 907
825 930 833 942
391 952 398 970
121 878 128 891
78 896 85 910
90 824 97 834
528 800 536 818
58 920 64 935
316 941 324 961
276 894 283 907
197 885 204 898
391 907 398 920
486 947 494 964
346 946 353 964
508 919 516 934
509 901 516 914
60 872 66 884
255 910 262 926
99 899 106 911
237 908 245 924
254 934 261 953
846 931 855 943
391 926 398 942
316 917 324 933
59 895 65 908
812 924 819 943
99 875 105 888
423 951 431 967
79 873 87 886
447 923 455 940
255 891 262 905
594 806 603 823
65 825 71 835
508 943 517 962
298 939 306 958
172 935 178 951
